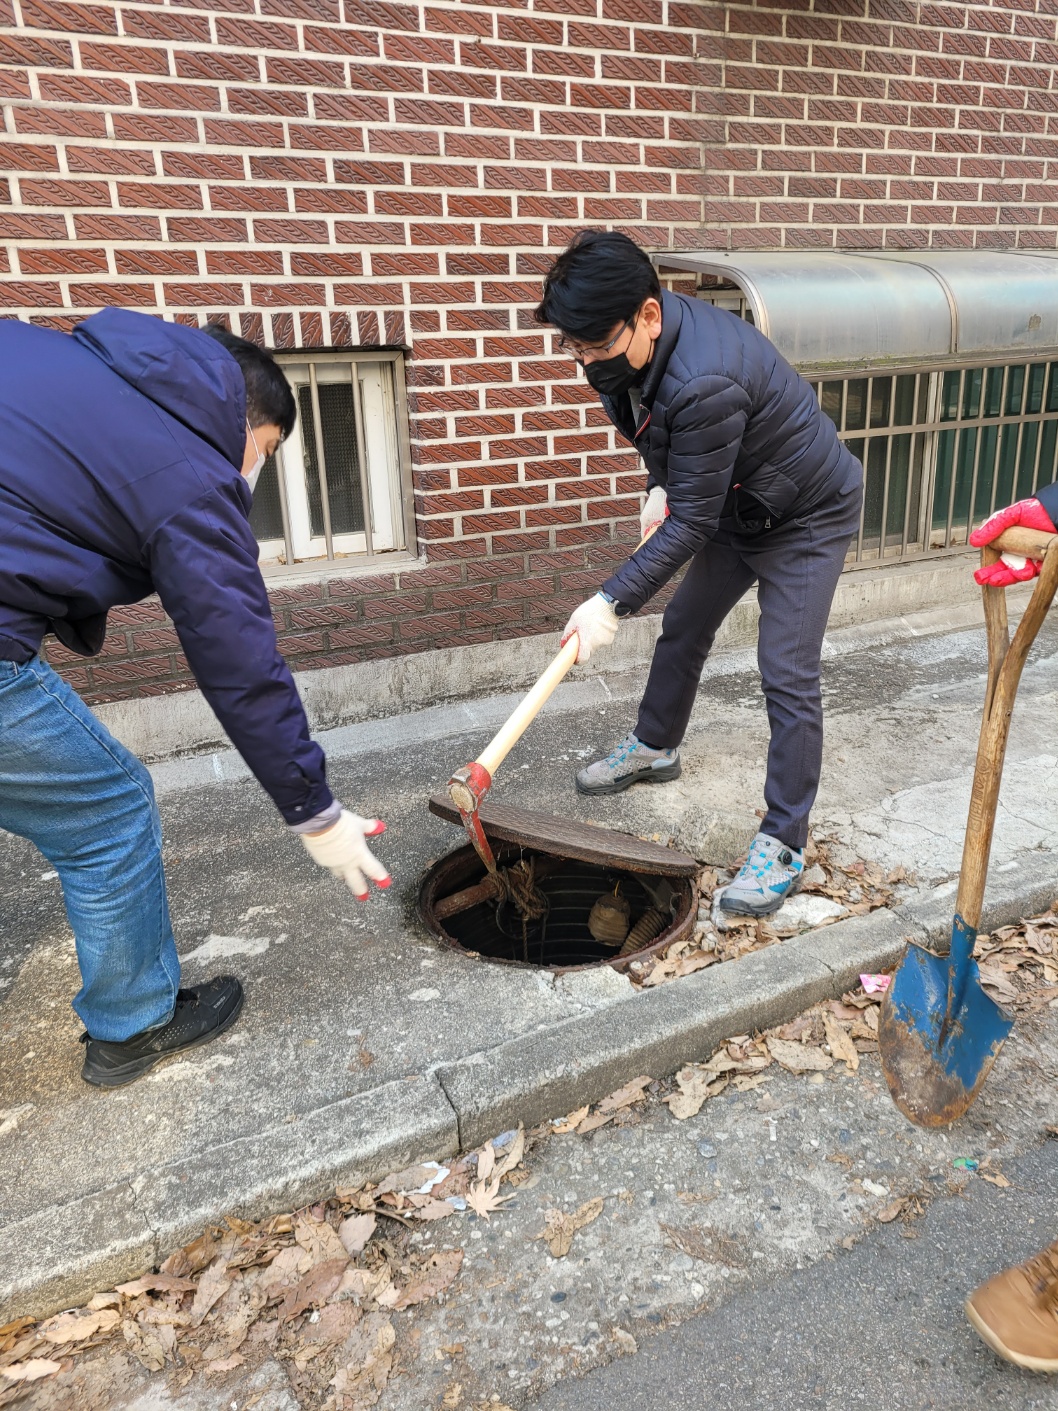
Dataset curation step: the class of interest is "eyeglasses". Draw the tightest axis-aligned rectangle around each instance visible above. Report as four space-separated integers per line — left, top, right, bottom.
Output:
556 314 636 362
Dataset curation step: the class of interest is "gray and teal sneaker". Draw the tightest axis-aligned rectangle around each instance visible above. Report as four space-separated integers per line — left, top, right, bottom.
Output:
575 732 681 796
719 832 804 917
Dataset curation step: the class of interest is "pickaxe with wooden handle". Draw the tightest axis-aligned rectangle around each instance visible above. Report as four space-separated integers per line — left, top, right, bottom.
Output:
447 523 661 873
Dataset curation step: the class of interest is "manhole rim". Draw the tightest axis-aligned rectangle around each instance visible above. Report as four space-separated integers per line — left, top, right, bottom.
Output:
418 841 698 976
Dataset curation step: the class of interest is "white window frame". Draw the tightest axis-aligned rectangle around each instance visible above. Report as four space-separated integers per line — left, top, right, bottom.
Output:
254 349 415 573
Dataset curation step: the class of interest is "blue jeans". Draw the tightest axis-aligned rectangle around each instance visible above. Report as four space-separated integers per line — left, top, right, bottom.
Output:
0 657 179 1041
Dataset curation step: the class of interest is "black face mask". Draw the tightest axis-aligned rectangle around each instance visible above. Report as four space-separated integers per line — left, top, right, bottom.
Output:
584 353 643 398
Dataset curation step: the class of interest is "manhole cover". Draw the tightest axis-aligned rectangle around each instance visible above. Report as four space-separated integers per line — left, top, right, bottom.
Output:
419 842 698 973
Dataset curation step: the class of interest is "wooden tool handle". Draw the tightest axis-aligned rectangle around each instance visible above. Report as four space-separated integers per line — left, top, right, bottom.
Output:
956 533 1058 928
993 525 1058 558
474 521 660 779
477 635 580 776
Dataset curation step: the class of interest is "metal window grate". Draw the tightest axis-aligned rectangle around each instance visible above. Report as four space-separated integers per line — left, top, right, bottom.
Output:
811 361 1058 566
249 350 414 573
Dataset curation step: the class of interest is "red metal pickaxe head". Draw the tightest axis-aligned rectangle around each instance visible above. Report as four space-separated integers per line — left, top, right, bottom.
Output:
448 761 497 873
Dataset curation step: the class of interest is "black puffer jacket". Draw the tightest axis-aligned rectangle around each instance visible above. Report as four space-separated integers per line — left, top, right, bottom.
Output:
600 289 863 612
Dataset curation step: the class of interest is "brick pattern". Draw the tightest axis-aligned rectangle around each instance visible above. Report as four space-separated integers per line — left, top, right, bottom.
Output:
1 0 704 699
42 528 681 701
697 0 1058 250
2 0 1057 703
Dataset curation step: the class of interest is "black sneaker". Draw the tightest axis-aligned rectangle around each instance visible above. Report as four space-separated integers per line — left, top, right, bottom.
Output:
80 976 244 1088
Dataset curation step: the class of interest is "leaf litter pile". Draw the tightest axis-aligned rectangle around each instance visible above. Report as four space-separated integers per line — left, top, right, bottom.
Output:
0 1128 530 1411
973 906 1058 1013
629 835 909 988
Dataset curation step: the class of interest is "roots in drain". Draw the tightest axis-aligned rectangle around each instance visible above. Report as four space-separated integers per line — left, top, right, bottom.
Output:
439 855 679 968
492 857 550 963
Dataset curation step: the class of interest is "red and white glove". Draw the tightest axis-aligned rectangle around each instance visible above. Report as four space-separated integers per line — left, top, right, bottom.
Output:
968 498 1055 587
300 810 391 900
561 593 620 664
640 486 668 539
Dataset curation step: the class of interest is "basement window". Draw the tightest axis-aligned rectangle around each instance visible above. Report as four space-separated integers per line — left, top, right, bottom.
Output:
809 360 1058 564
249 350 415 571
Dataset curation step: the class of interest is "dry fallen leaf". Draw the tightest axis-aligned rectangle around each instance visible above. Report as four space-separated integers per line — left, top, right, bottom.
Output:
160 1231 219 1278
205 1352 245 1374
475 1142 497 1184
330 1312 395 1400
823 1013 859 1072
122 1319 169 1372
536 1196 605 1258
392 1250 463 1309
766 1036 833 1073
338 1213 377 1258
188 1256 232 1329
38 1308 120 1345
553 1106 590 1134
660 1222 746 1267
494 1124 526 1179
278 1256 349 1323
294 1214 348 1267
875 1197 909 1223
465 1175 513 1220
0 1359 62 1384
980 1170 1012 1188
664 1066 728 1120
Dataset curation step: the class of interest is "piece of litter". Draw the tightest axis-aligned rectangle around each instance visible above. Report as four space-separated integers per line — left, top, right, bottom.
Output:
953 1157 979 1172
862 1179 889 1197
859 974 890 994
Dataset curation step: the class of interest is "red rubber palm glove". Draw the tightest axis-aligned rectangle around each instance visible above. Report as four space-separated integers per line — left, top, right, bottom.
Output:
968 498 1055 587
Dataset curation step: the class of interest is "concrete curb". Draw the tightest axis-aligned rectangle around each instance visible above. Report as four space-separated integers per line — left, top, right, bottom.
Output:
4 860 1054 1321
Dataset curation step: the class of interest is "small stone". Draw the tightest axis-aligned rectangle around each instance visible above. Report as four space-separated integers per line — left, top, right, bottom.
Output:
777 894 849 931
802 864 827 887
696 1141 718 1159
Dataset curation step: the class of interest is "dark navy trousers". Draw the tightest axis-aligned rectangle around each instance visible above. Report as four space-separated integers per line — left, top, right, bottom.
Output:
635 478 863 852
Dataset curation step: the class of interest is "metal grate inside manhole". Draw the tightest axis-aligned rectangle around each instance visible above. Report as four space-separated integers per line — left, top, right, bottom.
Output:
419 842 697 974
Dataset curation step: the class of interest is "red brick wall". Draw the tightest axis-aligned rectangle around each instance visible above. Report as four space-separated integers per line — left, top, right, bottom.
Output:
2 0 1056 703
698 0 1058 252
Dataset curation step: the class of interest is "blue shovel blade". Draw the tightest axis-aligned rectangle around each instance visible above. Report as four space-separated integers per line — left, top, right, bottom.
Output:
879 913 1014 1127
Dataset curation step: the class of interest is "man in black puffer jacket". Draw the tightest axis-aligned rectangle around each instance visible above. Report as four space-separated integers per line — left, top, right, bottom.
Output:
536 231 863 918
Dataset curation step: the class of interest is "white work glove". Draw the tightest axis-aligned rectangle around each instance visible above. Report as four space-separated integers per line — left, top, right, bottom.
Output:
561 593 620 664
300 809 391 900
640 485 668 538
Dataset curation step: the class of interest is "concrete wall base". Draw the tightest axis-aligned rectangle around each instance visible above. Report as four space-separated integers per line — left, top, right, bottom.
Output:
98 552 990 763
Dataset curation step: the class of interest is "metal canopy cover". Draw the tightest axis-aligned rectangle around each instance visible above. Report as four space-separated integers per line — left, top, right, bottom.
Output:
659 249 1058 370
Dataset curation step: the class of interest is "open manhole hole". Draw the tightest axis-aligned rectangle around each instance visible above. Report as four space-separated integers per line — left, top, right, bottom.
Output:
421 797 700 974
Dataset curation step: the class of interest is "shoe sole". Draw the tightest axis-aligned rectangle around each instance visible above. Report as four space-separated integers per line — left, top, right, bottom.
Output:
575 760 682 797
965 1299 1058 1372
719 877 804 919
82 988 245 1089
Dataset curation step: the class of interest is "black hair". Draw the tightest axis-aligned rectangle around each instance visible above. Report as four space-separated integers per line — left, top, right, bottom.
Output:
204 324 297 439
534 229 661 343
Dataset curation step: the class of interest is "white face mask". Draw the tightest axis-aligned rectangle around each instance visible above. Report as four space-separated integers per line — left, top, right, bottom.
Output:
245 422 266 492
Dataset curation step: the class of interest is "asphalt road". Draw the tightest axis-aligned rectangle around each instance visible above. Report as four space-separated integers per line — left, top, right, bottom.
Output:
531 1140 1058 1411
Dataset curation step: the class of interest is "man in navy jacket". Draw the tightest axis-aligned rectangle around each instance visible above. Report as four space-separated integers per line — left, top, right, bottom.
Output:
0 310 390 1087
536 231 863 919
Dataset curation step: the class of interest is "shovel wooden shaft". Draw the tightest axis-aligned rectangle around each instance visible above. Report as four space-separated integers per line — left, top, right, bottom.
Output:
992 525 1058 559
956 527 1058 929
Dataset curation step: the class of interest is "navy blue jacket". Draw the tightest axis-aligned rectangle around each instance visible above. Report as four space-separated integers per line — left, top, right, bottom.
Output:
601 290 863 612
0 310 332 825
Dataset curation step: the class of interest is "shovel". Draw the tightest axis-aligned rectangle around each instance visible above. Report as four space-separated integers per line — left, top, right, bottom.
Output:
879 523 1058 1127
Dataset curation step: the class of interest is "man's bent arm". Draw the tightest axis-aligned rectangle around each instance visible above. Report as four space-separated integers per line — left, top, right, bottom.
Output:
146 482 334 826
